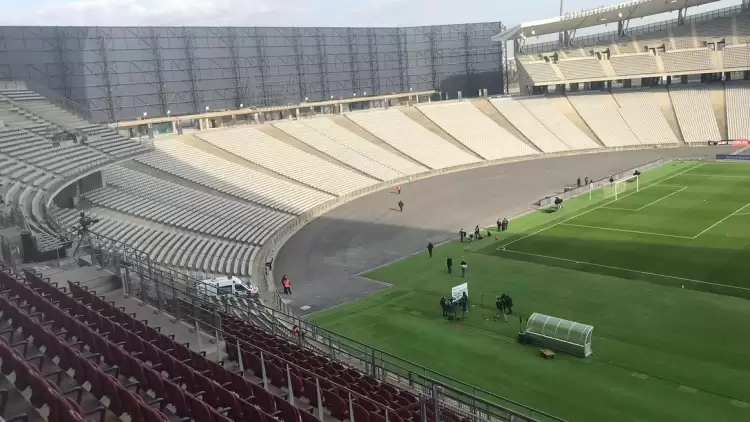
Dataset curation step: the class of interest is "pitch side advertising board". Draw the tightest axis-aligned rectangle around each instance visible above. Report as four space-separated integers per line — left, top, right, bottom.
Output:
716 154 750 161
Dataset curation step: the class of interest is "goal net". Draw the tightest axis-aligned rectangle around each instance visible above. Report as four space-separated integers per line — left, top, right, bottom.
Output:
601 175 639 201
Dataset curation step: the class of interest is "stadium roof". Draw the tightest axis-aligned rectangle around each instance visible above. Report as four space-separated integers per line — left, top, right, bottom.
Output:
492 0 723 42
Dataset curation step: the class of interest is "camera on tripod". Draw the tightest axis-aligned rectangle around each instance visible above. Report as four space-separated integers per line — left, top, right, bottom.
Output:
76 211 100 235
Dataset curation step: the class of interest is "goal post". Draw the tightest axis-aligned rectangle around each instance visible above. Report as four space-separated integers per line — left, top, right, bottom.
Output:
606 175 639 201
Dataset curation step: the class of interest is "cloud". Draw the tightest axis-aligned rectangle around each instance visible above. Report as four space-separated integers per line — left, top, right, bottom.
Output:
1 0 307 26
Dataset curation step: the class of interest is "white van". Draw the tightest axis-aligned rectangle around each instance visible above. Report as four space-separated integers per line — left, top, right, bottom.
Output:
197 276 259 298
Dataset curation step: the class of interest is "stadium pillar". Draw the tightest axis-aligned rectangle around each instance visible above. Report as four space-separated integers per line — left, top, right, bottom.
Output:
254 113 259 124
170 121 176 134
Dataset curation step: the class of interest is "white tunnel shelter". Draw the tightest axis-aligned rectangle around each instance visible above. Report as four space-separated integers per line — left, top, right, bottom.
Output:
525 313 593 357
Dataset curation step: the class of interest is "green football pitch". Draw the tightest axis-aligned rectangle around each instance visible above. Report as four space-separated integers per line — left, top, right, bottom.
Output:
310 160 750 422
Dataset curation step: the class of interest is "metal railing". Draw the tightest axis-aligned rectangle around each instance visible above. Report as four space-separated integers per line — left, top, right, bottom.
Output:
65 225 564 422
524 4 745 53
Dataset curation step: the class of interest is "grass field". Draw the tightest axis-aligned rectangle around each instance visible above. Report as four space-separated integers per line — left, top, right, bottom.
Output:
310 161 750 422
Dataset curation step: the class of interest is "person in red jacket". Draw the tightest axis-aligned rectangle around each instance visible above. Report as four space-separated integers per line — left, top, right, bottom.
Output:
282 276 292 295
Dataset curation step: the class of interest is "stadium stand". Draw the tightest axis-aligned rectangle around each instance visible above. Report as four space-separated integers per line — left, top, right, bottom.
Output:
489 98 570 153
0 89 148 158
721 45 750 69
567 93 641 147
55 207 259 276
516 59 561 84
416 102 538 160
518 98 601 150
301 117 429 176
694 14 734 43
135 139 333 214
661 49 713 74
668 84 722 144
346 109 481 169
556 58 607 80
274 120 403 181
197 126 379 196
610 54 660 76
612 90 680 145
737 13 750 44
726 83 750 140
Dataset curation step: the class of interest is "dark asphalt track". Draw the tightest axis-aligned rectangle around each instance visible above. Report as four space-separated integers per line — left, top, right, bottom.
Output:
274 147 737 314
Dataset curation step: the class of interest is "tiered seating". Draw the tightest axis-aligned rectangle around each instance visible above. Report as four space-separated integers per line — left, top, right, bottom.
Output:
518 98 600 150
302 118 428 176
65 276 466 422
274 120 402 181
662 49 712 73
221 314 466 422
198 127 377 196
417 102 537 160
726 83 750 140
567 94 641 147
136 139 333 214
0 267 167 422
669 85 721 143
637 34 672 52
721 45 750 69
695 15 733 43
556 58 606 80
615 39 638 54
672 25 696 50
519 62 560 84
489 99 570 153
613 90 679 145
103 165 294 238
736 14 750 44
0 89 148 158
56 207 257 277
0 126 109 176
346 109 480 169
610 54 659 76
84 187 282 246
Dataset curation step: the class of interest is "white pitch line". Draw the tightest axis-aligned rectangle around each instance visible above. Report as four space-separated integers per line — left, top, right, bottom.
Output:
601 206 637 211
733 212 750 216
685 174 750 179
635 186 688 211
560 223 694 239
497 249 750 292
496 162 705 249
692 202 750 239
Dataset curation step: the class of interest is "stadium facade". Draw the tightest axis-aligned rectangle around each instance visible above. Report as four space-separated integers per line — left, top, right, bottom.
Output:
0 23 506 123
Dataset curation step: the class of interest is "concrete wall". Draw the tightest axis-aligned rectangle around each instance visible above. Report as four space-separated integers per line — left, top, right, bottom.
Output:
0 23 506 123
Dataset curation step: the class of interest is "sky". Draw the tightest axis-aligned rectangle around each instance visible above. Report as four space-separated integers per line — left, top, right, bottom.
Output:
0 0 740 28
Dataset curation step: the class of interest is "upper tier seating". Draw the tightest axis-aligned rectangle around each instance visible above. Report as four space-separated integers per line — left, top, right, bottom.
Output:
722 45 750 69
198 127 378 196
274 120 402 181
662 49 713 74
302 117 428 176
726 83 750 140
612 90 680 145
0 89 149 158
520 62 561 84
567 94 642 147
610 54 659 76
490 98 571 153
518 98 600 150
417 102 537 160
135 139 332 214
346 109 480 169
556 58 607 80
669 84 722 143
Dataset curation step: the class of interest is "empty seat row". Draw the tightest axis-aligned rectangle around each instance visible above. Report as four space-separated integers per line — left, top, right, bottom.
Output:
84 187 282 246
416 102 537 160
669 84 722 144
136 140 333 215
103 165 294 236
198 127 378 196
490 99 570 153
517 98 600 150
347 109 480 170
55 207 257 277
64 277 325 422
